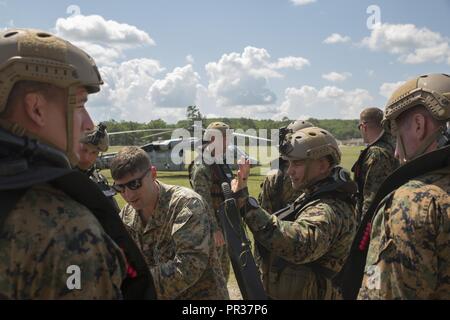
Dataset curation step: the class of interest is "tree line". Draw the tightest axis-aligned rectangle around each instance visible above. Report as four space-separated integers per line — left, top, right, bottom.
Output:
104 106 361 146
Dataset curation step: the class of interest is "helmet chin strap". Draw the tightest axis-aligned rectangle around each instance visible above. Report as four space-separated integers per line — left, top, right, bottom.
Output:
296 158 334 191
65 86 79 168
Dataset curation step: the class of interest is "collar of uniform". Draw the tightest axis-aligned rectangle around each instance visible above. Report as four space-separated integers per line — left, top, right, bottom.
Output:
366 129 385 148
302 174 334 196
142 180 169 233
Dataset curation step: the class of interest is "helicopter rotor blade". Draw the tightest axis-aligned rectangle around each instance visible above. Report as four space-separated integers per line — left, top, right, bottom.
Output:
108 128 174 136
140 130 174 140
231 132 272 142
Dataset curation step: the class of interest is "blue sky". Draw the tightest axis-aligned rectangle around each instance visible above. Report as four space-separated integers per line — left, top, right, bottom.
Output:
1 0 449 123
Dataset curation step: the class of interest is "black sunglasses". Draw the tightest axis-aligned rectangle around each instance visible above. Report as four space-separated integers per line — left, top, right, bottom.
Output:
112 169 150 193
358 121 368 130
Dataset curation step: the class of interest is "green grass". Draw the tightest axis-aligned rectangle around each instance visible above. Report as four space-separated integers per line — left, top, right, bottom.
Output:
102 145 363 298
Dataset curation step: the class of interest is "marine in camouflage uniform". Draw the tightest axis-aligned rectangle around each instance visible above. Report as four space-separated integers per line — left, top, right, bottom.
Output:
258 120 313 214
78 123 120 212
189 122 233 281
0 29 128 299
112 147 229 300
258 162 298 213
352 108 399 222
358 73 450 299
0 184 127 299
233 127 358 299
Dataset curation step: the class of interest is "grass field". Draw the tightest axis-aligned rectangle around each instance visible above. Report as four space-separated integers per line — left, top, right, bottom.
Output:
102 145 363 299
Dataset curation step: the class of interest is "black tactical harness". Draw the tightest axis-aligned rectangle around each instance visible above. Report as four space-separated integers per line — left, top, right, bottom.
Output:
256 167 357 285
0 128 156 300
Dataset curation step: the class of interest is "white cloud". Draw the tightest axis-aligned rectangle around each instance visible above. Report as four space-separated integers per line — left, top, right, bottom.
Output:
322 71 352 82
277 85 373 119
186 54 195 64
55 14 154 47
290 0 316 6
271 56 310 70
149 64 201 108
87 60 207 123
361 23 450 65
54 14 155 66
205 46 309 107
323 33 351 44
379 81 405 99
72 41 124 66
88 58 164 121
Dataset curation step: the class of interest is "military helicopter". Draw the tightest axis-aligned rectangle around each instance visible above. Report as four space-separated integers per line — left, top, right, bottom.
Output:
96 124 270 171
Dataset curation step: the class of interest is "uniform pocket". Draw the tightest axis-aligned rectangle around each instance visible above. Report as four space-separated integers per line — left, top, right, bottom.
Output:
267 265 318 299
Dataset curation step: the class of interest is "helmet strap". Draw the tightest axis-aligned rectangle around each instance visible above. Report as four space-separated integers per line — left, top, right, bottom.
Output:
297 158 313 190
65 86 78 167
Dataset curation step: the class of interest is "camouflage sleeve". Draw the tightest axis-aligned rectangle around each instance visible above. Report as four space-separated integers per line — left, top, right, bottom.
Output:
244 200 341 265
258 174 275 213
361 148 396 217
190 165 222 237
191 165 214 211
149 198 212 300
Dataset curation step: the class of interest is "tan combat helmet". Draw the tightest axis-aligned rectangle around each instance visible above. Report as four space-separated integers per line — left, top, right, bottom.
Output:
0 29 103 165
203 121 230 142
384 73 450 162
80 123 109 153
281 126 341 165
286 119 313 132
280 126 341 189
281 119 314 145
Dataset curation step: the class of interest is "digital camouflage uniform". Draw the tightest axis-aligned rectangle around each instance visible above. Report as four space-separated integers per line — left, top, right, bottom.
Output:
120 181 229 300
0 29 133 300
357 73 450 300
246 175 357 299
0 184 126 299
358 167 450 299
352 131 399 222
258 160 302 214
189 162 231 282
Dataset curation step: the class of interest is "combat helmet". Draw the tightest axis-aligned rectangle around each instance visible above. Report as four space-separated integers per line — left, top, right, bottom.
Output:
384 73 450 162
80 123 109 153
281 127 341 164
280 127 341 189
279 119 313 149
287 119 314 132
0 28 103 165
203 121 230 142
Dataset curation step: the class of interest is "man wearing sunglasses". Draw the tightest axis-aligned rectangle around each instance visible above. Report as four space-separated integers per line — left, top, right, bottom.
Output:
352 107 398 222
111 146 229 300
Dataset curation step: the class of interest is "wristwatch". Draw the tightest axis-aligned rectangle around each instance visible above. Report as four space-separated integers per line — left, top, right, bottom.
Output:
246 196 260 210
